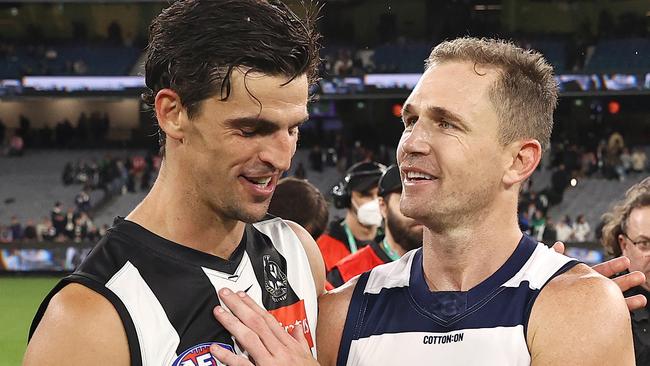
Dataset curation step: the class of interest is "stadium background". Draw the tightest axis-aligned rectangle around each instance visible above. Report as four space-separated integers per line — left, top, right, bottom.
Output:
0 0 648 364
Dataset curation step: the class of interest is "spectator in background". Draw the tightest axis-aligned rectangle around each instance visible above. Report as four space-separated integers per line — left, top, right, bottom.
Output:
551 163 570 204
0 224 13 243
573 214 591 242
8 134 24 157
531 209 546 241
293 162 307 179
9 216 23 241
601 177 650 365
51 202 66 237
632 148 647 173
23 219 37 241
333 49 353 76
327 164 423 288
309 145 323 172
542 216 558 243
556 215 574 242
267 177 329 239
36 216 56 242
318 162 385 272
75 186 92 213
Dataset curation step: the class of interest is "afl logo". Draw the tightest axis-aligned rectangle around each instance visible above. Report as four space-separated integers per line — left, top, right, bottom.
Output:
171 342 234 366
263 255 288 302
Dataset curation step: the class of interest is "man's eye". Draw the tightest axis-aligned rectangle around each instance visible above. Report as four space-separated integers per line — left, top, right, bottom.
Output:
241 129 256 137
439 120 454 129
403 117 417 128
289 127 299 136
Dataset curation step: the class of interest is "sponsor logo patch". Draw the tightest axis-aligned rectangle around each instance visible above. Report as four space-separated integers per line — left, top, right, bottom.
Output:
268 299 314 348
172 342 234 366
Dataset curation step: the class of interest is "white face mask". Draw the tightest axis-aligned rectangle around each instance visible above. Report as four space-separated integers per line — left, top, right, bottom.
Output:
355 199 383 227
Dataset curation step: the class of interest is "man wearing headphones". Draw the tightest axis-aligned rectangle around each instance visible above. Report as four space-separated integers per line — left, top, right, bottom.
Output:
327 164 422 287
317 162 386 272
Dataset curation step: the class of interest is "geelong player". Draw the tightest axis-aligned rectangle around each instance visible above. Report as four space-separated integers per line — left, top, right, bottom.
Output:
24 1 324 365
209 38 637 366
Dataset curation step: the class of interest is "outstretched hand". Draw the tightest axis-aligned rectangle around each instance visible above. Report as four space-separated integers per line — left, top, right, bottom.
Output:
210 288 319 366
551 241 647 311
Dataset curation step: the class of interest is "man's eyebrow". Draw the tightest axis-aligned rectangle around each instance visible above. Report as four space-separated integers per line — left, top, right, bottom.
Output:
224 116 309 131
425 105 470 131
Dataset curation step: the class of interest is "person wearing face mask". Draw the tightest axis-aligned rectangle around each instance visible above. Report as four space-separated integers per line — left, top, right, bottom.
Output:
317 161 386 273
328 164 423 287
601 177 650 365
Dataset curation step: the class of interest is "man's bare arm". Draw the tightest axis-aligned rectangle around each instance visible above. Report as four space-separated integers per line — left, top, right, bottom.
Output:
527 264 634 365
316 277 357 366
23 283 130 366
286 220 327 296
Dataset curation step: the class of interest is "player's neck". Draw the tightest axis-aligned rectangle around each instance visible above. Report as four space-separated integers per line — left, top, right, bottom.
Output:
126 162 245 259
344 211 376 241
420 204 522 292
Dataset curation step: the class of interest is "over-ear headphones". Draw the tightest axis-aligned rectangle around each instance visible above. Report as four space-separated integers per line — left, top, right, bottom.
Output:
331 162 387 209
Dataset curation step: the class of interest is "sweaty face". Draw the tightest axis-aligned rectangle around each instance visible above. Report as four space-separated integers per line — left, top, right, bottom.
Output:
180 69 308 223
384 192 423 252
620 206 650 290
397 61 508 229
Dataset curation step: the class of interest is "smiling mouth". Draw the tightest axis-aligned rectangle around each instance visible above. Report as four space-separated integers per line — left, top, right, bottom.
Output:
243 176 273 189
404 171 437 182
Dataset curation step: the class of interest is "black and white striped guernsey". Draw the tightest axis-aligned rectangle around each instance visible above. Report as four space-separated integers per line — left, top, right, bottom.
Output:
337 234 579 366
30 216 318 366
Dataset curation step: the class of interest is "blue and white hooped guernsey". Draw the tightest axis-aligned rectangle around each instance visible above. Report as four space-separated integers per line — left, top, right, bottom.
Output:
336 235 579 366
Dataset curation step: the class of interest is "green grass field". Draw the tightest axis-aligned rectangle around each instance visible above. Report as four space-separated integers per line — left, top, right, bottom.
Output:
0 277 60 366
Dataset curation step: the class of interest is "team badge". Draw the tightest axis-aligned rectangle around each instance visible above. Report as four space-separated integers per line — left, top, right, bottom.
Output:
172 342 234 366
262 255 288 302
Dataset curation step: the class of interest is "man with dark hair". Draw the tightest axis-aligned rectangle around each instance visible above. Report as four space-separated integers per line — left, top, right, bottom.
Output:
317 161 386 272
327 165 422 287
25 1 324 365
268 177 329 239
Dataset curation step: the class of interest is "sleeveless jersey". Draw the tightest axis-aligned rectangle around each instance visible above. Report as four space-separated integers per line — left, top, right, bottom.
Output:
30 216 318 366
337 235 578 366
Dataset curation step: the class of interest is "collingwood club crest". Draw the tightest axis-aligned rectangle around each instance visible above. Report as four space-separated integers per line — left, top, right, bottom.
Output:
263 255 288 302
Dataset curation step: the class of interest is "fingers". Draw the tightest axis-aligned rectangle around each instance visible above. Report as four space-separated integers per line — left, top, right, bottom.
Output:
290 323 310 350
625 294 648 312
592 256 631 278
611 270 646 293
551 241 565 254
210 343 253 366
213 299 274 363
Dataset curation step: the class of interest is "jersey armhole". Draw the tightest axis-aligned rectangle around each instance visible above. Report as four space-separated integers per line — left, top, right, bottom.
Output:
29 273 143 366
523 259 580 339
336 271 371 366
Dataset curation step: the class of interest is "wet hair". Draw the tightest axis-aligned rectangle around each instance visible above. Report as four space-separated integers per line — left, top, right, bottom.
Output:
601 177 650 257
268 177 329 239
426 37 557 152
142 0 321 154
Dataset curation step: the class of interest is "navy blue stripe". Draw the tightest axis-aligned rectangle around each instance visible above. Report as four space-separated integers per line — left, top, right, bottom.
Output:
523 259 580 337
337 272 371 366
350 282 542 339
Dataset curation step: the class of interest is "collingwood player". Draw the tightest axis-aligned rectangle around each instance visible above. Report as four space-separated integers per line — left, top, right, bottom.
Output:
208 38 637 366
24 1 324 365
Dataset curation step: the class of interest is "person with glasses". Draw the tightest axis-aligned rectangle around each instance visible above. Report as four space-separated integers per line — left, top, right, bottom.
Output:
601 177 650 365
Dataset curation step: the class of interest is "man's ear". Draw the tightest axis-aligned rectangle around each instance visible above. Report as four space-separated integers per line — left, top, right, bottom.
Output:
154 89 185 141
502 139 542 186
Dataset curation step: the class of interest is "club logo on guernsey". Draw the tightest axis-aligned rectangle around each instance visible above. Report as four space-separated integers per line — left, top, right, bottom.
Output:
263 255 288 302
172 342 234 366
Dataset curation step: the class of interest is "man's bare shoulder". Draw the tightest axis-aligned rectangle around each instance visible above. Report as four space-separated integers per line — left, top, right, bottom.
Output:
316 276 359 366
24 283 130 366
527 263 634 365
